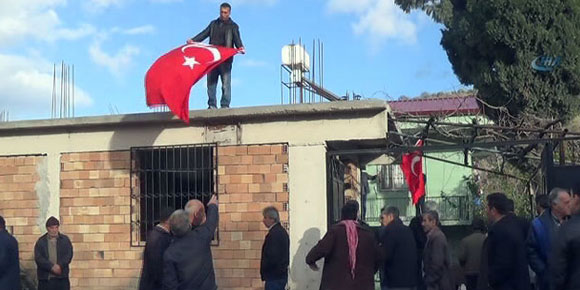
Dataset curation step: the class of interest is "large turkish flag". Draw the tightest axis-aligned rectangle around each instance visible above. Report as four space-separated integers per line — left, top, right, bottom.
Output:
145 42 240 123
400 139 426 205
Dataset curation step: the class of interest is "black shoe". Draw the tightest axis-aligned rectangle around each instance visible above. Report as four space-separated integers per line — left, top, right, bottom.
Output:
208 105 217 109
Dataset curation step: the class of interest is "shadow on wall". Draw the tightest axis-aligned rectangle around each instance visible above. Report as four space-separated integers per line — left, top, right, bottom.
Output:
108 114 170 151
290 227 322 290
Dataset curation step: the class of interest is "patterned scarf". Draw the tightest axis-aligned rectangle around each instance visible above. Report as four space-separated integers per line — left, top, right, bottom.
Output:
341 220 359 279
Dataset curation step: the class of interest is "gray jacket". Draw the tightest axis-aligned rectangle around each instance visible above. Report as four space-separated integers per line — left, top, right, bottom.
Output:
423 227 452 290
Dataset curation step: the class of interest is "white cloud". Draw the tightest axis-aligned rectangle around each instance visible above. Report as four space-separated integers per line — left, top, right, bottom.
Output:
110 25 156 35
0 0 95 47
118 25 156 35
0 53 93 117
89 36 141 77
239 59 269 67
85 0 129 12
150 0 182 3
327 0 417 48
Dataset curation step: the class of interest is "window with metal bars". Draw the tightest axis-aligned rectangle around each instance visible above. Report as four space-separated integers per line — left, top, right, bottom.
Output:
379 164 408 191
130 144 217 246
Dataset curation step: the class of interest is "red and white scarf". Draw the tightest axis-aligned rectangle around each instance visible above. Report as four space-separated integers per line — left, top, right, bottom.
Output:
341 220 359 279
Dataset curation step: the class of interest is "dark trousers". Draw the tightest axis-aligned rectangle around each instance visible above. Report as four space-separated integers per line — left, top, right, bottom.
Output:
465 274 478 290
265 278 287 290
38 279 70 290
207 61 232 108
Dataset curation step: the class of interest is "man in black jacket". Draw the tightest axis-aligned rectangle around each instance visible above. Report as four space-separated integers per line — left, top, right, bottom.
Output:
0 216 21 290
550 187 580 290
34 216 73 290
188 2 244 109
260 206 289 290
139 207 174 290
163 195 218 290
486 193 529 290
380 206 418 290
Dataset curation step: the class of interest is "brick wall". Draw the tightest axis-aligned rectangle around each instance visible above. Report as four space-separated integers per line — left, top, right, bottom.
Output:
57 144 289 290
60 151 141 290
0 155 44 283
215 144 289 289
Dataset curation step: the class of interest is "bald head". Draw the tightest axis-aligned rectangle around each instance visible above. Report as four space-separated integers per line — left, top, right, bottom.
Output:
185 199 206 226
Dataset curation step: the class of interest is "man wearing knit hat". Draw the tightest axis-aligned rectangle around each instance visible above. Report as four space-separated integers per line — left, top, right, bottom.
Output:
34 216 73 290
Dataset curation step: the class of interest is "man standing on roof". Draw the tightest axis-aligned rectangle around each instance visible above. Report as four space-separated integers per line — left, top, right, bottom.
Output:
188 2 245 110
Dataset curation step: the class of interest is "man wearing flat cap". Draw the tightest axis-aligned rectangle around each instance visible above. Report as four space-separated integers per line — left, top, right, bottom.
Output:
34 216 73 290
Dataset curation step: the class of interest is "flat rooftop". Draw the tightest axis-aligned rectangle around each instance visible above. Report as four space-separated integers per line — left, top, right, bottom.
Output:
0 100 389 134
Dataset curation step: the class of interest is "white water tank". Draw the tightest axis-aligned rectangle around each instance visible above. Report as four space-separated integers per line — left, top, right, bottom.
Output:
282 44 310 71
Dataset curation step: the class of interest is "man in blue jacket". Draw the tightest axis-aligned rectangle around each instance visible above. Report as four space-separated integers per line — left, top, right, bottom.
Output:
527 188 571 290
0 216 21 290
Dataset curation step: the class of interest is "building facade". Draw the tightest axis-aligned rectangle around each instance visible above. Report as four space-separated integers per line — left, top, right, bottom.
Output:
0 101 391 290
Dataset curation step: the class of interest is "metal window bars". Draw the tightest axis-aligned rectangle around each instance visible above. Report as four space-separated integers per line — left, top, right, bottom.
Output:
130 144 217 246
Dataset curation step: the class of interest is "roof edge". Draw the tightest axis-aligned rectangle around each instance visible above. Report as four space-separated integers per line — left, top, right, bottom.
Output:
0 100 388 133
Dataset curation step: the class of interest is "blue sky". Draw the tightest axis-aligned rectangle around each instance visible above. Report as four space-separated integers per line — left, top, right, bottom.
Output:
0 0 466 121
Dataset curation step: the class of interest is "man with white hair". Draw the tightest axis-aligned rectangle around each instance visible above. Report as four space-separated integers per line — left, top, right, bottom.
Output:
527 188 571 290
163 195 219 290
260 206 289 290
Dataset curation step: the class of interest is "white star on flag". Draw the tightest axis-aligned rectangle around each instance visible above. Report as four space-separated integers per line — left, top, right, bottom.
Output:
182 56 200 69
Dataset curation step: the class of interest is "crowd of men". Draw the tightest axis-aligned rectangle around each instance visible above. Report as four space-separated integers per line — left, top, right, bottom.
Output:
2 188 580 290
304 188 580 290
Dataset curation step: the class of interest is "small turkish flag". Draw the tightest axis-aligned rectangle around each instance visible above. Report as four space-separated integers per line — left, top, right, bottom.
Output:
400 139 426 205
145 42 240 123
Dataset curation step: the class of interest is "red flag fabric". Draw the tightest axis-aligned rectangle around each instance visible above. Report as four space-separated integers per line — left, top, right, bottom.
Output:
145 42 240 123
400 139 426 205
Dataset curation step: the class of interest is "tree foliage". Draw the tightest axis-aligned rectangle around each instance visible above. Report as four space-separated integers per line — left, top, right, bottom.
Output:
396 0 580 122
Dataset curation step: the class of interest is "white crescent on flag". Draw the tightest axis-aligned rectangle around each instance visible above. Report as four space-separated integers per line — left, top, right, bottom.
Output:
181 42 222 63
411 155 421 176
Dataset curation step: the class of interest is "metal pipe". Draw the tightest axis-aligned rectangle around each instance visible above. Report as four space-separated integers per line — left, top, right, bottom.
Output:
328 136 580 155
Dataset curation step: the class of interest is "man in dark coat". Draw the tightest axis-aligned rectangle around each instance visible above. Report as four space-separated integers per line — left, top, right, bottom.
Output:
163 195 218 290
260 206 290 290
306 200 382 290
380 206 418 290
410 215 427 290
422 210 452 290
0 216 21 290
458 218 486 290
527 188 571 290
486 193 529 290
34 216 73 290
550 187 580 290
189 2 245 109
139 207 174 290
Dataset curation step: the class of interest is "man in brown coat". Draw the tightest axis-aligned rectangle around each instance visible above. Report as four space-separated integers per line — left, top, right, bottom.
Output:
422 210 452 290
306 200 382 290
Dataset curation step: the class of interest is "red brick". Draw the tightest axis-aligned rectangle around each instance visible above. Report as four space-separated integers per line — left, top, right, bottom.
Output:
247 145 271 155
218 146 237 156
247 165 270 174
252 155 275 164
275 154 289 164
270 164 283 173
270 145 284 154
276 192 289 202
225 165 248 174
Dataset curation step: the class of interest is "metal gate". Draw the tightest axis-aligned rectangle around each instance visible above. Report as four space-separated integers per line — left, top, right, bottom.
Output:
327 155 346 227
